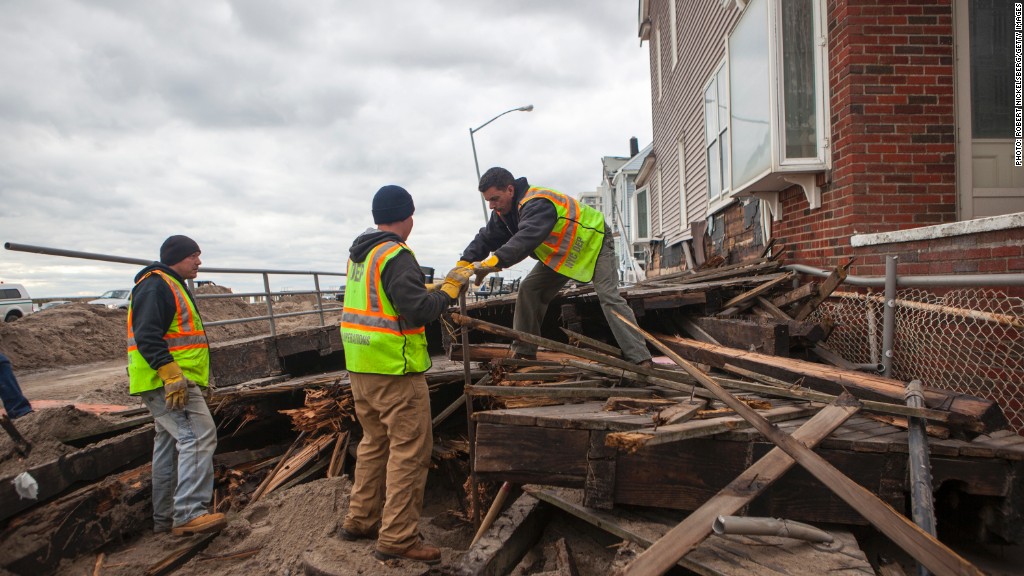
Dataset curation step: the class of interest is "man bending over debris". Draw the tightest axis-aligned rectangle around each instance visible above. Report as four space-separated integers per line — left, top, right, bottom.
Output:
457 167 652 366
127 235 225 536
339 185 472 565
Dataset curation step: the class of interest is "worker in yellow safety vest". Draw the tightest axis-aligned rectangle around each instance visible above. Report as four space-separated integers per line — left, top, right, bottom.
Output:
458 167 653 366
127 235 226 537
338 185 471 565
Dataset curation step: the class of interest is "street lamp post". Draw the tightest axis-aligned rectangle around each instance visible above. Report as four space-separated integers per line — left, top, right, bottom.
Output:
470 105 534 225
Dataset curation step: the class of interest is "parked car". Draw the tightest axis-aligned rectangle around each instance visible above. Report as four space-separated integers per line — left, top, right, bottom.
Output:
89 289 131 310
0 283 33 322
40 300 72 310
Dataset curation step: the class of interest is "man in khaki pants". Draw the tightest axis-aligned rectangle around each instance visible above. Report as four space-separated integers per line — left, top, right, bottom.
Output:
338 185 471 565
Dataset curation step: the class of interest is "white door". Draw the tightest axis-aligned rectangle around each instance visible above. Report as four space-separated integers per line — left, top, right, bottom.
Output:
955 0 1024 219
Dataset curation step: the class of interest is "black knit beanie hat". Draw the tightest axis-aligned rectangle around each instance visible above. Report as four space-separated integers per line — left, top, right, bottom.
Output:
372 185 415 224
160 235 201 265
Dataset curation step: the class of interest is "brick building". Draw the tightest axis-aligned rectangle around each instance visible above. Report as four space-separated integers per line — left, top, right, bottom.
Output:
634 0 1023 279
633 0 1024 431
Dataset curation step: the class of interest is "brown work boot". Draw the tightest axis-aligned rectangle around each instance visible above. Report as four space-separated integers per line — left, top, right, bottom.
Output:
171 512 227 536
374 541 442 565
337 523 378 541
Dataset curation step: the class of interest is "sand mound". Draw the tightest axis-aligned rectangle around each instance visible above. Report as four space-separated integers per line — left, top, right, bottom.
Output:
0 405 112 476
0 287 341 372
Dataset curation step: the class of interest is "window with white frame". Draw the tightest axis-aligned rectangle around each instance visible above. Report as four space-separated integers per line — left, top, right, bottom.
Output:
656 168 665 235
634 186 650 241
704 61 729 207
726 0 828 203
677 139 688 231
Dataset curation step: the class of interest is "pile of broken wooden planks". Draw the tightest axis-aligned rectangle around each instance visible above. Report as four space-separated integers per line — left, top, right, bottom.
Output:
446 311 1020 576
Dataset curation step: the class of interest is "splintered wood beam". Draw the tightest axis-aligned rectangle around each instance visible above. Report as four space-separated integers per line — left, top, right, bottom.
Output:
454 493 551 576
619 393 862 576
717 271 796 316
755 296 792 320
0 426 154 522
0 464 153 574
450 315 694 396
605 404 820 453
654 399 706 426
770 281 818 308
711 376 962 425
656 333 999 431
674 317 721 345
560 327 623 357
469 386 652 399
794 258 855 321
695 317 789 356
611 311 984 576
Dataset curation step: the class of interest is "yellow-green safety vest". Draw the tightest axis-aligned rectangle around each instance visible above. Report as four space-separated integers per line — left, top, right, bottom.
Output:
341 241 431 375
519 187 605 283
127 270 210 395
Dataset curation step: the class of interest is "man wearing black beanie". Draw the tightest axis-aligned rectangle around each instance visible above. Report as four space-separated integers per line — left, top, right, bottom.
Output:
127 235 225 537
337 186 471 565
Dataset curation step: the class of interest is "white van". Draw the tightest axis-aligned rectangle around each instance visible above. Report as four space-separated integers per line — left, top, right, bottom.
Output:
0 283 33 322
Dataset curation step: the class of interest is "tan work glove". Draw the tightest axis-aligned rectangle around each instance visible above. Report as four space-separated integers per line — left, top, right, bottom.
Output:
440 266 473 299
425 282 442 292
157 361 191 411
472 254 501 286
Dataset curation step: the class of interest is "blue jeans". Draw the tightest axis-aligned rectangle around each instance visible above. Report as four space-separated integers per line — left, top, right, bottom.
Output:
0 353 32 419
140 387 217 529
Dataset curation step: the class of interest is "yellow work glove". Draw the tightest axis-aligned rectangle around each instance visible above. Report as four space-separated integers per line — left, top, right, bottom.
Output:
440 266 473 299
157 361 191 410
456 260 472 268
472 254 502 285
425 282 442 292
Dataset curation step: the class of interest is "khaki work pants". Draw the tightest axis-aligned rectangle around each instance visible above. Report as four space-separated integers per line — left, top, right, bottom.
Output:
344 371 433 554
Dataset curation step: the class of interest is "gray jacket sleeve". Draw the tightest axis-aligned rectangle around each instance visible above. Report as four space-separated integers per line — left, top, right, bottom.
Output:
381 250 453 327
461 214 513 263
492 199 558 268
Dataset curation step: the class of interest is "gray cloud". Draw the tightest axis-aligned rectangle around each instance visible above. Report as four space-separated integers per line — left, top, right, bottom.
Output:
0 0 651 297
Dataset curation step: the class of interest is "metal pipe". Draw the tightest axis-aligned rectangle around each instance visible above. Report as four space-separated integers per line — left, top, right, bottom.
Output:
784 262 1024 287
906 379 937 576
882 256 897 377
712 515 834 543
262 273 276 337
4 242 344 277
866 289 880 365
313 273 325 327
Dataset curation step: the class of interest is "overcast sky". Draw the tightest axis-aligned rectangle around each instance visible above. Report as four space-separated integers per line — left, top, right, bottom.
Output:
0 0 652 298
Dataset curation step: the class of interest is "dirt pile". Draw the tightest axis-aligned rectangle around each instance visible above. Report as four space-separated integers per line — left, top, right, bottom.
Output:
60 475 472 576
0 287 342 372
0 304 127 371
0 405 112 476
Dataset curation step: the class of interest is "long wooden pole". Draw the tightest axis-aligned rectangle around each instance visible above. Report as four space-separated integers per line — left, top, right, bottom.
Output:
620 393 862 576
610 311 982 576
458 294 481 527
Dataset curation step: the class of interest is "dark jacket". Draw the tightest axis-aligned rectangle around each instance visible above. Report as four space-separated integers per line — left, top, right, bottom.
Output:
130 263 200 371
348 228 452 327
460 177 558 268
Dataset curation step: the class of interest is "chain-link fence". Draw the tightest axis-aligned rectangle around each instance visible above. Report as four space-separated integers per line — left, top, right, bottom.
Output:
812 288 1024 434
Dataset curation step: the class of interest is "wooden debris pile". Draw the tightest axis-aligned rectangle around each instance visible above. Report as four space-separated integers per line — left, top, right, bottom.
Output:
447 308 1022 576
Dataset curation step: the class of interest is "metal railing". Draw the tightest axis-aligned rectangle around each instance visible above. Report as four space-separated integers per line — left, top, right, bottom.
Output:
4 242 345 337
790 258 1024 433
